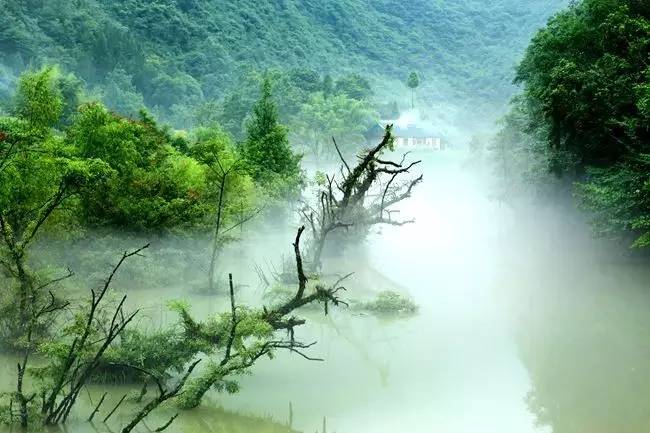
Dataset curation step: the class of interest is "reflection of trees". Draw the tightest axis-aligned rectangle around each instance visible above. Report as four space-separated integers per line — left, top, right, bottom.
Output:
31 390 297 433
176 406 298 433
325 312 394 387
516 278 650 433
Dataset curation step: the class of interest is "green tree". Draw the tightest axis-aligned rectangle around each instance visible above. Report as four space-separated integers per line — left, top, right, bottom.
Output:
323 74 334 98
12 67 64 131
502 0 650 247
406 71 420 109
100 68 145 118
293 92 378 158
190 126 260 290
67 104 209 230
0 69 111 343
335 73 373 100
242 77 302 198
515 0 649 171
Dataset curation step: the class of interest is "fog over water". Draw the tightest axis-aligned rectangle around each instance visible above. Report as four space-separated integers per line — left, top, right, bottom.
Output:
2 149 650 433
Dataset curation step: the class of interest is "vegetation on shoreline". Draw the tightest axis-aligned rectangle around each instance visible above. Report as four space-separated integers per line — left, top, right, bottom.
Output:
491 0 650 249
0 61 424 431
0 0 567 127
355 290 419 316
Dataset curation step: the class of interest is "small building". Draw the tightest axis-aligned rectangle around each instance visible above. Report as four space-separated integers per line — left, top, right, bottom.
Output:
364 122 442 150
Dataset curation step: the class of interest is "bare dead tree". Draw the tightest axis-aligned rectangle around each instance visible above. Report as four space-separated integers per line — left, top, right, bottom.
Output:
173 226 348 408
14 281 72 426
206 157 264 292
119 359 201 433
301 125 423 270
38 245 148 425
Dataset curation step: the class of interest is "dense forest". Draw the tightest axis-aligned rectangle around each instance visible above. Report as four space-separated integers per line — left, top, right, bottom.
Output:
0 0 567 129
0 49 423 433
1 0 650 432
492 0 650 249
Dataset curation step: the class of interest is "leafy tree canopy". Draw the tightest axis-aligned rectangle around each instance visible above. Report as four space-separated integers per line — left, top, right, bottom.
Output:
499 0 650 248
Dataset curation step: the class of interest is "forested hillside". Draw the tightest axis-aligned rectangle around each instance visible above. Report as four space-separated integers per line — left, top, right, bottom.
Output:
0 0 567 125
492 0 650 249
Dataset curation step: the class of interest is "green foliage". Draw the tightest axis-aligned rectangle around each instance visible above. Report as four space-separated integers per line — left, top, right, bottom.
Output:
66 103 210 230
406 71 420 108
0 105 112 245
171 302 278 409
357 290 418 315
575 156 650 248
407 72 420 90
95 328 205 383
293 92 378 157
0 0 567 124
242 78 302 198
334 73 373 100
515 0 649 169
190 125 261 234
99 68 145 118
0 93 112 342
12 66 64 130
499 0 650 247
10 66 85 130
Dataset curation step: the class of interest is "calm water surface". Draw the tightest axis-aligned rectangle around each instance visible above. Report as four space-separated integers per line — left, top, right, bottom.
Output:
2 151 649 433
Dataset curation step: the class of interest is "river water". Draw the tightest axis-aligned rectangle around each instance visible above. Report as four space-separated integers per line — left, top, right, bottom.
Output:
1 151 650 433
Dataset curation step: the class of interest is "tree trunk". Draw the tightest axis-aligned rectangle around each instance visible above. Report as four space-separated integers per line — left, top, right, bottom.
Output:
208 173 227 291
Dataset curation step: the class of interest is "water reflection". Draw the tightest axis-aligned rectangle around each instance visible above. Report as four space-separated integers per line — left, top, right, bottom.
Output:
3 151 650 433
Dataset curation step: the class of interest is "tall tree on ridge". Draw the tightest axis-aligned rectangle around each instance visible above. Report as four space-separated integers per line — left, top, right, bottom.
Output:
242 76 301 197
407 71 420 109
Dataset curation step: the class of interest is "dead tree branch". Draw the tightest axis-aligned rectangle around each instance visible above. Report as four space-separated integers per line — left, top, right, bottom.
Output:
120 360 201 433
174 227 348 407
40 245 149 425
301 125 423 269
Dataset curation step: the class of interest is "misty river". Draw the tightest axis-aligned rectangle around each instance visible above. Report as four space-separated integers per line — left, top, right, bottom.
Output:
1 150 649 433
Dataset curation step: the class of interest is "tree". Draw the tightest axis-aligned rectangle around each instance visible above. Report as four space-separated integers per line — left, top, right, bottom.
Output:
11 66 83 130
100 68 145 118
242 77 302 198
66 104 210 230
406 71 420 109
301 125 423 270
322 74 334 98
172 226 348 408
190 126 261 291
293 92 378 158
334 73 373 100
12 66 64 131
575 157 650 248
0 70 111 343
505 0 650 247
515 0 649 171
1 244 199 433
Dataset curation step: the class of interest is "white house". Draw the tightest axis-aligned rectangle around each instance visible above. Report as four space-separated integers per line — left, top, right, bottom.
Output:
365 122 442 150
392 125 442 150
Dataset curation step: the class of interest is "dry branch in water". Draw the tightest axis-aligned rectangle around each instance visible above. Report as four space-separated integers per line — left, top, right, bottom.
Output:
173 225 349 408
40 245 150 426
302 125 423 269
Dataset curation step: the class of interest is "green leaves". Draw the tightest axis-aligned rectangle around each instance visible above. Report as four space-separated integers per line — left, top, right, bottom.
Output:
242 78 302 199
292 91 378 158
505 0 650 247
13 67 64 131
407 71 420 90
575 155 650 248
67 103 212 230
515 0 650 168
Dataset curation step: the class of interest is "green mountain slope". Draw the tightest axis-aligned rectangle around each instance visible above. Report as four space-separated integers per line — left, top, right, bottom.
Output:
0 0 568 120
